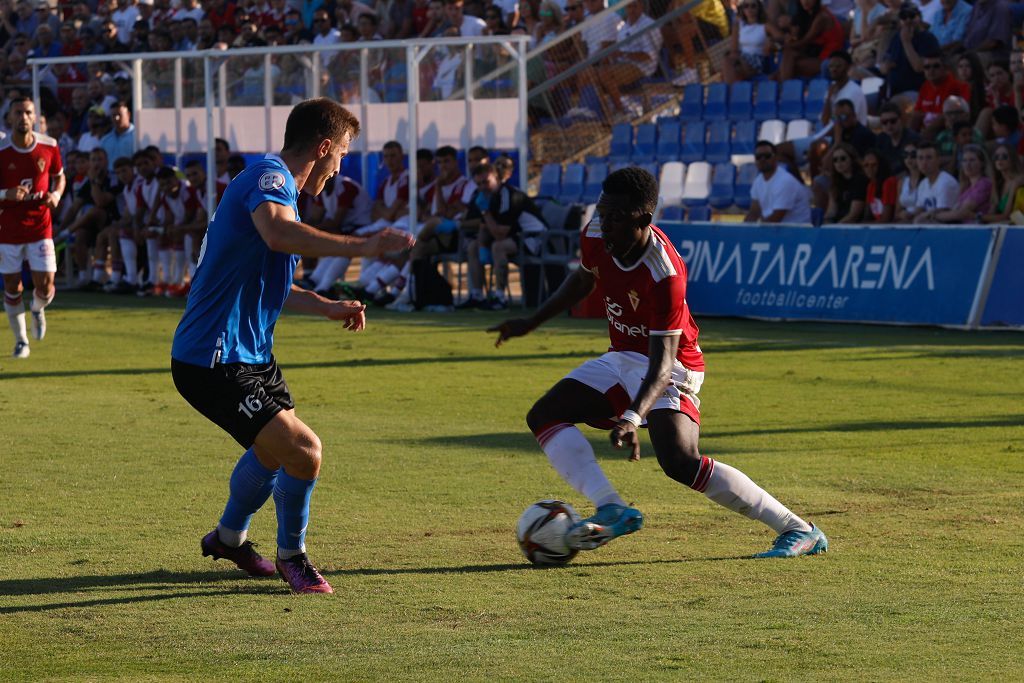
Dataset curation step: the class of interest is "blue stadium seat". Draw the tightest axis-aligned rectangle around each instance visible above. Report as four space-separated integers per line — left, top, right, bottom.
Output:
681 121 706 163
632 123 657 162
656 119 682 163
706 121 732 164
705 83 729 121
679 84 704 122
383 64 407 102
559 163 585 203
754 81 778 121
729 82 753 120
539 163 562 198
804 78 829 122
660 205 686 221
609 123 633 163
688 205 712 221
364 151 383 198
582 162 608 203
732 120 757 155
341 152 362 184
778 79 804 121
708 162 736 209
734 162 758 210
637 162 659 180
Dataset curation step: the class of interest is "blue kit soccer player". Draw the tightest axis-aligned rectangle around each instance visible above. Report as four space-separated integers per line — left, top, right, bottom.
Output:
171 99 414 594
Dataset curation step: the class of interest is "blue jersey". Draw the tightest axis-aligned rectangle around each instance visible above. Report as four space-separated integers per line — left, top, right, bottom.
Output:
171 154 300 367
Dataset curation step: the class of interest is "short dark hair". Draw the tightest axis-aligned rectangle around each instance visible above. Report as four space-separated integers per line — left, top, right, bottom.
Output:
383 140 403 152
132 150 150 162
184 159 204 170
879 102 902 118
755 140 776 152
144 145 162 156
602 167 658 214
435 145 457 159
472 162 498 178
416 148 434 161
8 95 33 109
952 121 973 136
468 145 488 156
113 156 133 169
215 137 230 152
835 98 855 110
155 166 177 181
830 50 852 65
282 98 360 153
993 104 1020 128
916 141 938 154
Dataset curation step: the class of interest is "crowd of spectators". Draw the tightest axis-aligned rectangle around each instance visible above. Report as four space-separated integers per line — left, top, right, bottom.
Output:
730 0 1024 225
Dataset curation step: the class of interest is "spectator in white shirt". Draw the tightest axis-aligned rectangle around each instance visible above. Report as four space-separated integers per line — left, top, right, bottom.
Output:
599 1 661 117
111 0 140 44
821 50 868 126
580 0 621 56
904 141 959 219
444 0 486 36
745 141 814 223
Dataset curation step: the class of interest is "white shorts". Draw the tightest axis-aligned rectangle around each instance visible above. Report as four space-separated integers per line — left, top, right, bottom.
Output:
566 350 704 427
0 239 57 274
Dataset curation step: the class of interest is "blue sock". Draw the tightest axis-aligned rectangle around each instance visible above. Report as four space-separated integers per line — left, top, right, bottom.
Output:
219 448 278 536
273 470 317 555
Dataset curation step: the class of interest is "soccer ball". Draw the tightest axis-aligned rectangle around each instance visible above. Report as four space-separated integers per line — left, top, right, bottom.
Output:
516 500 581 566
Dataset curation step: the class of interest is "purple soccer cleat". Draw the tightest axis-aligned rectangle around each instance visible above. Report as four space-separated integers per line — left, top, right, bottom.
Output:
200 530 276 577
275 553 334 594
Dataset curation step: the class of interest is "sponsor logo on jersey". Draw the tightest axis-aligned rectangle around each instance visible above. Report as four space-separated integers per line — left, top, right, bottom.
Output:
7 163 15 170
604 296 648 338
258 171 286 192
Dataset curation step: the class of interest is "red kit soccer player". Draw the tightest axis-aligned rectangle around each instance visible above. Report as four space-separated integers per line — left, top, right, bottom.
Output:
0 97 65 359
489 167 828 558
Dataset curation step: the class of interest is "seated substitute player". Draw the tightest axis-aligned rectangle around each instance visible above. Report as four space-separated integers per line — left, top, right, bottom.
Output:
0 97 65 359
488 168 828 558
171 98 414 594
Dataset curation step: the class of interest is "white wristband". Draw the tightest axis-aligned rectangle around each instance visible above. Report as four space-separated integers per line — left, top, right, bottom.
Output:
620 410 642 427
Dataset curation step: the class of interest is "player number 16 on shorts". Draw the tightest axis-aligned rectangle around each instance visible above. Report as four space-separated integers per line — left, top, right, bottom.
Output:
238 394 264 418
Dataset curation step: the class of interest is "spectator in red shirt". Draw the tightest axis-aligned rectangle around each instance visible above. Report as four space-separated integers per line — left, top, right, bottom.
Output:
912 53 970 137
862 149 899 222
206 0 237 31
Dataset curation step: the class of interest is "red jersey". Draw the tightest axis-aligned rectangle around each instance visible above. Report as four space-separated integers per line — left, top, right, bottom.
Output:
158 183 200 226
0 134 64 244
914 74 971 116
580 222 704 371
376 170 409 207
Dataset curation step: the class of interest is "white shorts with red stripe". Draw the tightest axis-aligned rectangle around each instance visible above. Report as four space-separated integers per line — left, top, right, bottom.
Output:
0 239 57 274
565 350 704 426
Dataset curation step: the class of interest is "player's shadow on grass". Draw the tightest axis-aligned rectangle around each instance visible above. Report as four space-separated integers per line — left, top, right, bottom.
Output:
0 557 749 613
0 351 595 381
408 432 774 457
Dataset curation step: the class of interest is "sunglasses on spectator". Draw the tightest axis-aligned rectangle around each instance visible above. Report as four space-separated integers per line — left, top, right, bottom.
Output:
994 153 1010 160
881 116 899 125
754 152 773 160
565 4 581 9
923 62 942 70
903 150 916 158
833 155 850 162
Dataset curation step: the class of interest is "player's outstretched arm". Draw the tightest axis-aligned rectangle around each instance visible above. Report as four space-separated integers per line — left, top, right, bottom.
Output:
488 268 596 347
285 284 366 331
253 201 414 258
610 333 680 461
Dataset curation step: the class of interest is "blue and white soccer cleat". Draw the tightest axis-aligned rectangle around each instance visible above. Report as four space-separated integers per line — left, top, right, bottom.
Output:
565 503 644 550
12 341 29 359
754 524 828 558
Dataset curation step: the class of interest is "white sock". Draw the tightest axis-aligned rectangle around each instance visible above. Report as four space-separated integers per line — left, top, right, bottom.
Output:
691 456 811 535
158 249 172 284
91 263 105 282
216 523 246 548
183 235 196 279
358 259 383 288
170 249 185 285
31 289 53 313
312 257 351 291
373 264 400 291
277 547 304 560
146 237 160 284
119 238 138 285
535 423 624 508
4 294 28 344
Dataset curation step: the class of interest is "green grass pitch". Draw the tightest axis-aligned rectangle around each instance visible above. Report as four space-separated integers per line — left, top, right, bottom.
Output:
1 294 1022 681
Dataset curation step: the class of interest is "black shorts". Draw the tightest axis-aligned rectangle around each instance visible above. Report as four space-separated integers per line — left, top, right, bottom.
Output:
171 357 295 448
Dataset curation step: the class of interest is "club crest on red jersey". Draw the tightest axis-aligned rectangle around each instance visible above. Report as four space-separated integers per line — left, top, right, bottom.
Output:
628 289 640 311
36 158 45 172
